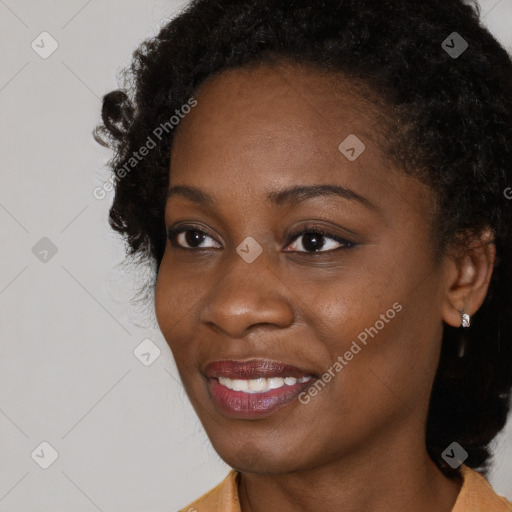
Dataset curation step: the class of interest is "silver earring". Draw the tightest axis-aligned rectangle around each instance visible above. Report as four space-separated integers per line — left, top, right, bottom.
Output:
457 310 470 358
460 309 471 328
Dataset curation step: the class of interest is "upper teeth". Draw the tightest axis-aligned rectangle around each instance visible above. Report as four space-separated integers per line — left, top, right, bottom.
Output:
218 376 312 393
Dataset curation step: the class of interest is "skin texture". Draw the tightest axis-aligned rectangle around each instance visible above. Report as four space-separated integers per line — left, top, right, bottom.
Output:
154 62 495 512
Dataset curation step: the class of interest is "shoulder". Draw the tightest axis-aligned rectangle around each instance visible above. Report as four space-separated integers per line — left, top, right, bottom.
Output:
178 469 241 512
451 464 512 512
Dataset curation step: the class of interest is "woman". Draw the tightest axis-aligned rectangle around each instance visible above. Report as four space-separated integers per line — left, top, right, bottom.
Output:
95 0 512 510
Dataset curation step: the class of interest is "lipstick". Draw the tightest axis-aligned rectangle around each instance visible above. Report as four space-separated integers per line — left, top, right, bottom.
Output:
204 359 317 418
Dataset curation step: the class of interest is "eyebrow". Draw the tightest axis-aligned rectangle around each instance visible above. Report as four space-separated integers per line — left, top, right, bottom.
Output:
166 184 375 210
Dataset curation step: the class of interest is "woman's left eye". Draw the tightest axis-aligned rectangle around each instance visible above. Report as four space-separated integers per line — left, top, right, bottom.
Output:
285 230 354 253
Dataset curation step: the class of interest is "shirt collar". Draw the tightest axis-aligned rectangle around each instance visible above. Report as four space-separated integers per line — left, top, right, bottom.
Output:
181 464 512 512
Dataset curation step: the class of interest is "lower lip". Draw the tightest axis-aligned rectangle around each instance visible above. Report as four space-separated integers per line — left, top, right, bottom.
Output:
207 377 316 419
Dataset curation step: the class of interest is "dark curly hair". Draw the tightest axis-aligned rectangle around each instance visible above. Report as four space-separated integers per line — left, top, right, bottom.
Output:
94 0 512 479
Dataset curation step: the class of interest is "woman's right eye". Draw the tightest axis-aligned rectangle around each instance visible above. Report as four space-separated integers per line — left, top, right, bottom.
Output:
167 226 222 250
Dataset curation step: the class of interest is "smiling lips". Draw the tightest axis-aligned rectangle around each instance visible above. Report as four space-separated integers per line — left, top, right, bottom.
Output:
204 359 316 418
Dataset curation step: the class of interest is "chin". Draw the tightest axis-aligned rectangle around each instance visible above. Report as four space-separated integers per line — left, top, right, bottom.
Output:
216 442 307 475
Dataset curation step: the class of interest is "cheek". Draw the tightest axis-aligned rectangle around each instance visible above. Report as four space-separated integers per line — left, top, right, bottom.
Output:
302 304 438 453
154 255 198 353
154 259 174 337
300 249 442 405
298 260 396 352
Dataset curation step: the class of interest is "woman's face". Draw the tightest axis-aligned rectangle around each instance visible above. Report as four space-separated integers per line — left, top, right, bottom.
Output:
155 62 451 473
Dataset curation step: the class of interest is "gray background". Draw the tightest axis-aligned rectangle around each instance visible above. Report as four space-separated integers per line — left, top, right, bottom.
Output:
0 0 511 510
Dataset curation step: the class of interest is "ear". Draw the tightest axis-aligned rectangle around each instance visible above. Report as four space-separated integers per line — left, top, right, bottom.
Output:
441 228 496 328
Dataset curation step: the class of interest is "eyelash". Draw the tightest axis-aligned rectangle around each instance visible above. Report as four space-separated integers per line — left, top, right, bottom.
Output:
167 224 356 253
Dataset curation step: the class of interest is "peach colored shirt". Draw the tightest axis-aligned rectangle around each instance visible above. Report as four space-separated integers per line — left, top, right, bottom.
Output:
179 465 512 511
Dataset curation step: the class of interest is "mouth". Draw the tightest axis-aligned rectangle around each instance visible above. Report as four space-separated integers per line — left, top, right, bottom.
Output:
203 359 318 419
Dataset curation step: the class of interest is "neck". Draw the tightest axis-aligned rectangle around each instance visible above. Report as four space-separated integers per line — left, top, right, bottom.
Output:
238 429 462 512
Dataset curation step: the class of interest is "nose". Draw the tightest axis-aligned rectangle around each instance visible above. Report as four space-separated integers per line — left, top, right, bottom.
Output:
199 251 295 338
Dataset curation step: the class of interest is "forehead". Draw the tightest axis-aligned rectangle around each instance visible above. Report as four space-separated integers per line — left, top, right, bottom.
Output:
169 61 393 191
